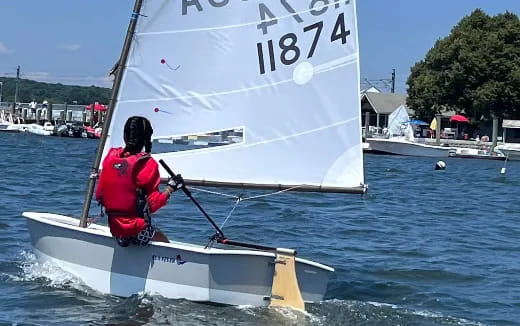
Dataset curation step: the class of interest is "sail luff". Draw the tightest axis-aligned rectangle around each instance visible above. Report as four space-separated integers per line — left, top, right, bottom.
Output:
79 0 145 228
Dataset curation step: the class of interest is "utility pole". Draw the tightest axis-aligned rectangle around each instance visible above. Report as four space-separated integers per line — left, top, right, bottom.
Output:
391 69 396 93
13 65 20 113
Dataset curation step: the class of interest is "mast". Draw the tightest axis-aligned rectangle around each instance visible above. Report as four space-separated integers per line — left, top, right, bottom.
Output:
79 0 144 228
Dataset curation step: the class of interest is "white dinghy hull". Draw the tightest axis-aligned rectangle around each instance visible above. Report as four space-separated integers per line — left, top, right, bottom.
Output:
24 212 333 306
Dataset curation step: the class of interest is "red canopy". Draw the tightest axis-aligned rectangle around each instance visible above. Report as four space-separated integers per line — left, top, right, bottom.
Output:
450 114 469 123
85 103 107 111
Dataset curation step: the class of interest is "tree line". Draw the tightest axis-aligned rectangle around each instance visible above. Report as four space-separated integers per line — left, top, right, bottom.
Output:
0 77 111 105
407 9 520 121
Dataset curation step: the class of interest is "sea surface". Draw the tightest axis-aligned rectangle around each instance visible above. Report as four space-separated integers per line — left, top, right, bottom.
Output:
0 132 519 325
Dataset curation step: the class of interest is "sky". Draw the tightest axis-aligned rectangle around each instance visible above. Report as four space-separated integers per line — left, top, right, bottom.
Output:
1 0 520 94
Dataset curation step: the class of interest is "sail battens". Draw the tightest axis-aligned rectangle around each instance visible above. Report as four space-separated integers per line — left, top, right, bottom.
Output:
153 121 358 162
119 55 357 104
118 75 295 103
160 178 367 195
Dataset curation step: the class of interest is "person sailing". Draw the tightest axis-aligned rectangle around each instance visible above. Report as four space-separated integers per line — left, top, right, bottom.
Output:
95 116 183 246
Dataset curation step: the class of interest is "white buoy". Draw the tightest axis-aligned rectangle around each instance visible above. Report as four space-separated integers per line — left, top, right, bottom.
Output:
501 153 509 175
435 160 446 170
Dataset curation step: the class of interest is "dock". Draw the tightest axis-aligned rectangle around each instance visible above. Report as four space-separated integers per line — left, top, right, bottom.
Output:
0 101 105 126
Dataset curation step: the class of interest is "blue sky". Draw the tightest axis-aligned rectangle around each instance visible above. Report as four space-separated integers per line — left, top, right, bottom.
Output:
1 0 519 93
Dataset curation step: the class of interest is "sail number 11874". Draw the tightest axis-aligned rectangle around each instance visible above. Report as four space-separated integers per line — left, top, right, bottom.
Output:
256 13 350 75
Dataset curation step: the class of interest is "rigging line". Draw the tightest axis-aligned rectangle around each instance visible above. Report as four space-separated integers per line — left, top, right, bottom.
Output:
189 186 241 199
503 152 509 169
219 198 242 229
240 185 304 201
138 1 348 36
191 185 304 230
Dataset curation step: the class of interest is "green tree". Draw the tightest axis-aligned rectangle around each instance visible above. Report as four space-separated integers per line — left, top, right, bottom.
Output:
0 77 111 104
407 9 520 120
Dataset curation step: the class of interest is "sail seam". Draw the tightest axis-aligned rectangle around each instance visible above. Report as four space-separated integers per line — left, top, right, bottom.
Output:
138 2 349 36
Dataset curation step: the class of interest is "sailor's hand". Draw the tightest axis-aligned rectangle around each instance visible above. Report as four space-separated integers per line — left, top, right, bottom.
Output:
167 174 185 192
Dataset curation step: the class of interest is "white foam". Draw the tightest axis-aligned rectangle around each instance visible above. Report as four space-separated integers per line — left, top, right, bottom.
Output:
366 300 487 326
10 250 92 293
320 299 486 326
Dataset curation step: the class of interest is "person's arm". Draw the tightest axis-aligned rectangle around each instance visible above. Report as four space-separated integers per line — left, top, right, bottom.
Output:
136 158 172 213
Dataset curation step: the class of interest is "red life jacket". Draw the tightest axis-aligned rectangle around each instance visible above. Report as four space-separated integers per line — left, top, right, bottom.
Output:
99 147 150 217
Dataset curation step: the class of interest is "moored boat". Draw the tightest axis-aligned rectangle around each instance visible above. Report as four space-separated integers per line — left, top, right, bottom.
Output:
366 106 453 157
495 143 520 161
0 110 26 133
451 147 506 160
368 137 452 157
494 120 520 160
26 123 53 136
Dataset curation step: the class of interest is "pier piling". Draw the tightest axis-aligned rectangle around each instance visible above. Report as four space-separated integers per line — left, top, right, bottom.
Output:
492 118 498 150
435 114 441 145
364 111 370 138
46 103 52 122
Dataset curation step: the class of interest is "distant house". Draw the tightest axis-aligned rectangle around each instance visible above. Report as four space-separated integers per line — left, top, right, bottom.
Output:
361 92 411 128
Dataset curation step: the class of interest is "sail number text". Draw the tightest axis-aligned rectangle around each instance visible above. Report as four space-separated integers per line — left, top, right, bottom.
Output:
182 0 350 20
257 13 350 74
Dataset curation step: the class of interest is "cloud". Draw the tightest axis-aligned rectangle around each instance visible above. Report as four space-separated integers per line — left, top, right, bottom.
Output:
0 42 14 54
57 43 82 51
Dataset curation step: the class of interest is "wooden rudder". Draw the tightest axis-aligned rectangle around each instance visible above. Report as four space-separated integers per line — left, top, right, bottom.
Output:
269 249 305 311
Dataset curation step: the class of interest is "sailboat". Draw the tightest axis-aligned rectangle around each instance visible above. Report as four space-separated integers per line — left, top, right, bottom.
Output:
24 0 365 309
495 119 520 160
367 106 453 157
0 110 26 133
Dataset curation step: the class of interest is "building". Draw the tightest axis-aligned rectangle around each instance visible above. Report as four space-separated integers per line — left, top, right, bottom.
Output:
361 92 410 128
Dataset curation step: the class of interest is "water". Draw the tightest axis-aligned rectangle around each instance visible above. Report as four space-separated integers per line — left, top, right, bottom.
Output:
0 132 519 325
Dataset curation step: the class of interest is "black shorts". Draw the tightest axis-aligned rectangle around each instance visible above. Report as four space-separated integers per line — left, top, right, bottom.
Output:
115 224 156 247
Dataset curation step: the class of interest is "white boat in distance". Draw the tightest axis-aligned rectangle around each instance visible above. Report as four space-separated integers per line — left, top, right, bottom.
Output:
368 137 452 157
495 143 520 160
24 0 366 309
0 110 26 133
367 106 452 157
27 122 53 136
0 123 23 133
495 120 520 160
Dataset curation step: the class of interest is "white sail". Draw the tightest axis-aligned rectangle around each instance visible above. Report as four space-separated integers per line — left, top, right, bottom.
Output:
387 105 410 137
103 0 365 192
